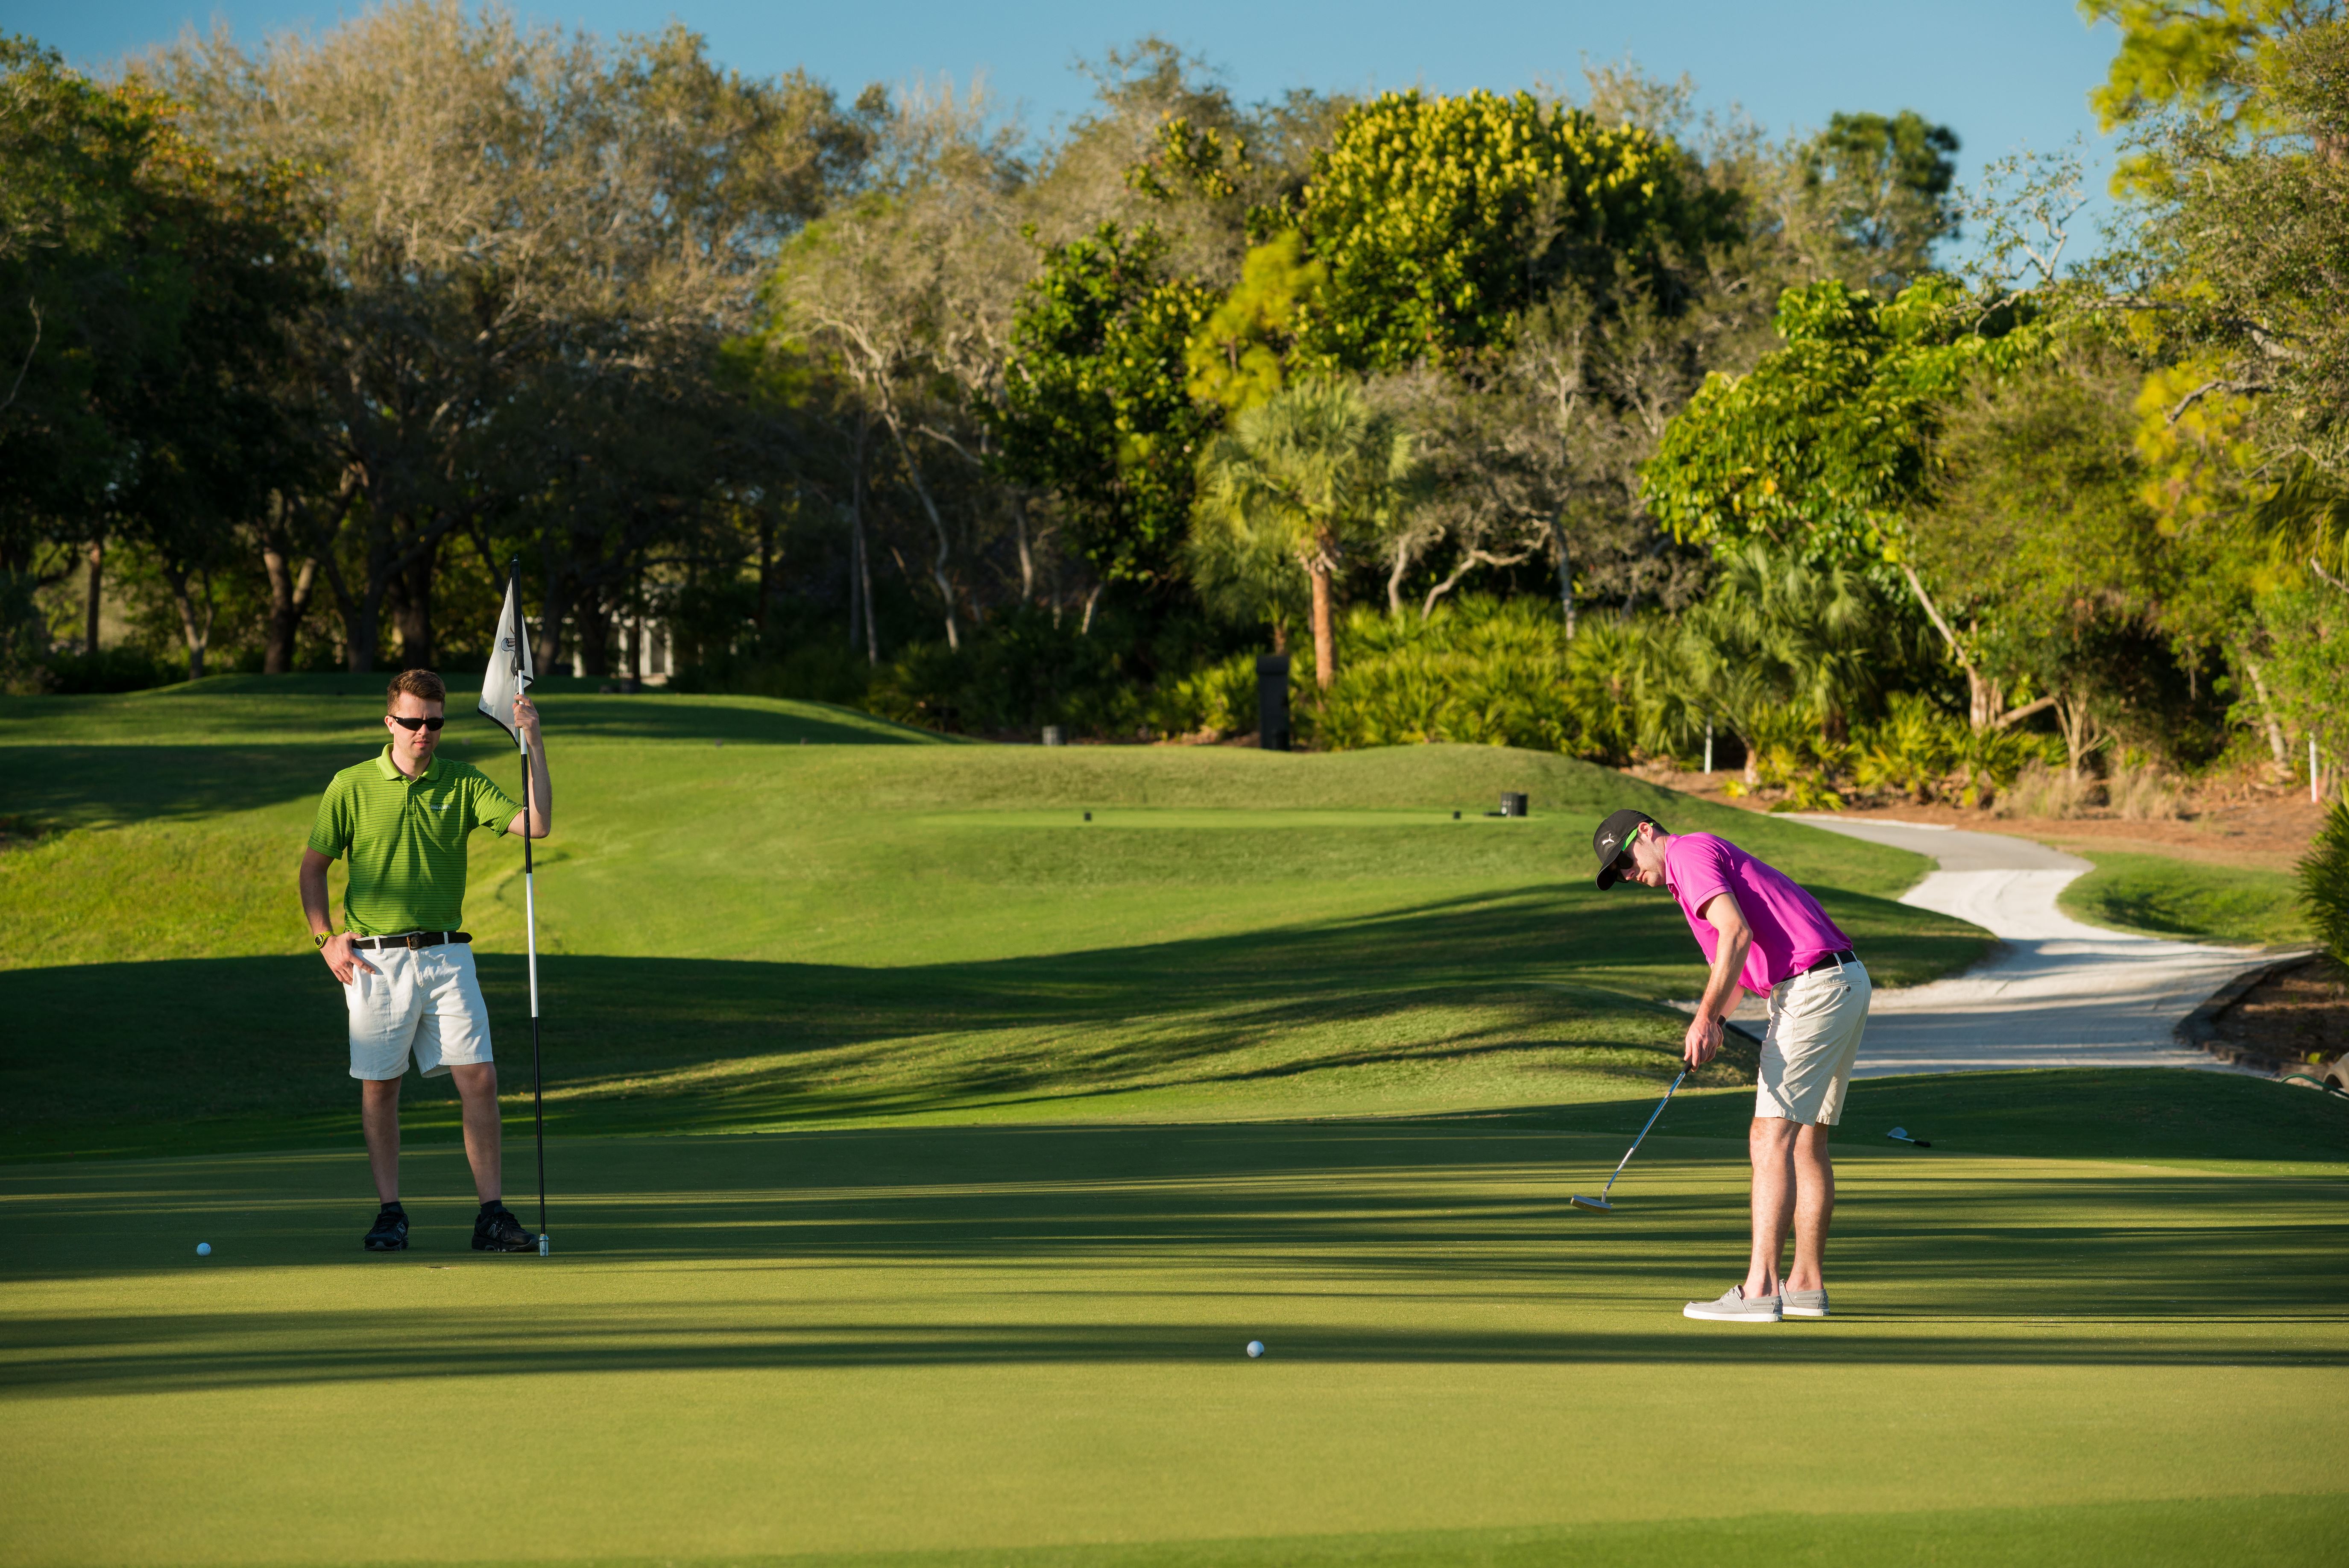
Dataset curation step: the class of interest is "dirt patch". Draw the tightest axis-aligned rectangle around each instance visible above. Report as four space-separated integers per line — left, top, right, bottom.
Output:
2206 958 2349 1075
1633 768 2327 874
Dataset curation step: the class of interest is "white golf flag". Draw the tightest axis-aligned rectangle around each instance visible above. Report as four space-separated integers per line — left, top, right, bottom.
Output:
479 575 536 742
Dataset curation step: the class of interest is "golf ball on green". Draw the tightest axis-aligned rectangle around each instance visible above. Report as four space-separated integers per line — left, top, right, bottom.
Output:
1245 1340 1263 1358
195 1243 211 1256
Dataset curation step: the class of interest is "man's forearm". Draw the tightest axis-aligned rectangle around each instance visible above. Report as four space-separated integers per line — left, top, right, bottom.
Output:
298 865 333 936
1699 933 1751 1022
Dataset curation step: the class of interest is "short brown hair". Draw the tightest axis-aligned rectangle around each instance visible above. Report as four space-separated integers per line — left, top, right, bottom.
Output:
386 669 447 708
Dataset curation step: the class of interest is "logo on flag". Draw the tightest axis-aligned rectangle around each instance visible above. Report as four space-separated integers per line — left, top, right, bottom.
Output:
479 574 536 743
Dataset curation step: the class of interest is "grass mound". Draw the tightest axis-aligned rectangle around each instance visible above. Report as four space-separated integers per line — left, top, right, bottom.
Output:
1 688 1988 1160
2056 849 2311 948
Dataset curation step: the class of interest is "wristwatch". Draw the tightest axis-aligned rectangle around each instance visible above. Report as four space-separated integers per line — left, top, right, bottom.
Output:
313 931 333 950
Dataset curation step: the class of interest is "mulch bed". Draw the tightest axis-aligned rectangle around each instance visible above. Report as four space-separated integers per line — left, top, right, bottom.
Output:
2208 958 2349 1074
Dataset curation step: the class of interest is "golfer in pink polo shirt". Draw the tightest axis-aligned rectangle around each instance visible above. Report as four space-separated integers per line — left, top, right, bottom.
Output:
1591 807 1871 1323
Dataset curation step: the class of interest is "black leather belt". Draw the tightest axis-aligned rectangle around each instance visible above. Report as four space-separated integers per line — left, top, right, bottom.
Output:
1798 948 1858 976
349 930 471 950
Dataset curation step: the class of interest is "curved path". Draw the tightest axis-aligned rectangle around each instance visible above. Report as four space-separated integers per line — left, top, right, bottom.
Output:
1787 816 2290 1077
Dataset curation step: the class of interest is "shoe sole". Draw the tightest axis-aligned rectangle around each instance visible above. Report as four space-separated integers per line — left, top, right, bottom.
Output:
1682 1307 1781 1321
472 1237 533 1252
364 1239 407 1251
1783 1307 1829 1318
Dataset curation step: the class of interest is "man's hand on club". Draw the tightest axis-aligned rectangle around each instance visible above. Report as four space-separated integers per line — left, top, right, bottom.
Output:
321 932 377 986
1683 1010 1722 1069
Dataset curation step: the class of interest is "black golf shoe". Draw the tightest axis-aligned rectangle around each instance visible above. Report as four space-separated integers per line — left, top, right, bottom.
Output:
472 1205 536 1253
363 1205 409 1251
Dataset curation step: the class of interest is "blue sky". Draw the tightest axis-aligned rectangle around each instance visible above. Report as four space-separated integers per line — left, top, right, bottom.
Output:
30 0 2125 249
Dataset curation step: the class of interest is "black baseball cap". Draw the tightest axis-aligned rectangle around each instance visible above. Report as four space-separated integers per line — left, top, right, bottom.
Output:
1592 809 1658 890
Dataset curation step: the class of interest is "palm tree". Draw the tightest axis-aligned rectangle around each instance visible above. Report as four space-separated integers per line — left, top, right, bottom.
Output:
1657 542 1891 782
1191 380 1414 688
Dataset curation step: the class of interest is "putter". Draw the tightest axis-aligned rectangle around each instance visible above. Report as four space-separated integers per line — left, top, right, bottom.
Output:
1570 1067 1690 1212
1887 1125 1932 1148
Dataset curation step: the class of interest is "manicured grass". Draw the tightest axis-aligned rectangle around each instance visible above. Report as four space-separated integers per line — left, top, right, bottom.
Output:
6 689 2347 1565
1 688 1987 1161
1 1071 2342 1567
2056 848 2313 948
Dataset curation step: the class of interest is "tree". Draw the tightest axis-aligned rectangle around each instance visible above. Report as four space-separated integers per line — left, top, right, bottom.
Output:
158 2 864 669
2080 0 2341 190
0 39 192 668
1643 277 2038 727
993 223 1218 602
1280 89 1724 372
1190 380 1414 687
1797 111 1961 284
1912 356 2174 776
1184 229 1325 416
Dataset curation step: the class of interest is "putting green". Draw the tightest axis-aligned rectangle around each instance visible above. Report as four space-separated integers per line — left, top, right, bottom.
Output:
3 1074 2343 1566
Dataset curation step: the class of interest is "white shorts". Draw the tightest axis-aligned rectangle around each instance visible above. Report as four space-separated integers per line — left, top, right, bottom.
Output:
345 941 493 1081
1755 958 1871 1126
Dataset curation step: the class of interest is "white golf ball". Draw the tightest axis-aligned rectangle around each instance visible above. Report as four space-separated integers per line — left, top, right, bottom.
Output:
1245 1340 1264 1358
195 1243 211 1257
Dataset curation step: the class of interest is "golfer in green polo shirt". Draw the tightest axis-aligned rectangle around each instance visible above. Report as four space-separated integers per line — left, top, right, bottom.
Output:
297 669 552 1253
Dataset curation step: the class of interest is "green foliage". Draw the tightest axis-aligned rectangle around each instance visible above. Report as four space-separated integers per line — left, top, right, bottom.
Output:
2081 0 2326 191
994 223 1219 586
1917 355 2173 744
1190 379 1416 681
1312 597 1644 762
1154 650 1292 739
1280 88 1720 372
1800 110 1962 279
1184 229 1325 415
1644 277 2029 571
2299 799 2349 966
1851 692 1964 802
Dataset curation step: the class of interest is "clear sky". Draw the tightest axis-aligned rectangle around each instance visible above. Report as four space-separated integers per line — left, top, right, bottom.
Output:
27 0 2124 247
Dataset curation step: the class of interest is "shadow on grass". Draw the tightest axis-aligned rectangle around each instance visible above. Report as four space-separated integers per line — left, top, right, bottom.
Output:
0 893 1710 1152
6 698 937 826
3 1114 2343 1386
0 884 2013 1159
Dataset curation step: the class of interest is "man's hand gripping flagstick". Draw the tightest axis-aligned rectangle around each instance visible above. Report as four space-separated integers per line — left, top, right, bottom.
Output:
480 563 548 1255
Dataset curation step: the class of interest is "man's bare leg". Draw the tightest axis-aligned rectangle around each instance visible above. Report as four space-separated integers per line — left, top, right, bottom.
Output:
449 1062 504 1205
1744 1117 1797 1297
1786 1123 1834 1293
361 1077 403 1203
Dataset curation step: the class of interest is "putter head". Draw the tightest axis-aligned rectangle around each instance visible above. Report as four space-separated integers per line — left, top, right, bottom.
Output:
1568 1194 1614 1212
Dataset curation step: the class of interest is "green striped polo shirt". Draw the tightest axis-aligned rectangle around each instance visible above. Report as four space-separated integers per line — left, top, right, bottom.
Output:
307 746 524 935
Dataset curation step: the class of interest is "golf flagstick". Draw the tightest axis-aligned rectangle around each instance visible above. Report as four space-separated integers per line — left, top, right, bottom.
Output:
481 563 546 1255
1570 1067 1690 1212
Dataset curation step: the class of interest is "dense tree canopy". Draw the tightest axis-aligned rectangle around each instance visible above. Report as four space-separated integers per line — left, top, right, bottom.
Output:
7 2 2341 824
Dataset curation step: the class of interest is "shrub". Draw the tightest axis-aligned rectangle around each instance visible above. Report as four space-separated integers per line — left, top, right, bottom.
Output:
1852 693 1962 803
1156 652 1280 739
1993 758 2094 819
1314 597 1643 761
2299 799 2349 968
2107 751 2186 821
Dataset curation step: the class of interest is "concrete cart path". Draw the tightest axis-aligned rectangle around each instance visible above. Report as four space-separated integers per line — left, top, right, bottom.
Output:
1786 816 2280 1077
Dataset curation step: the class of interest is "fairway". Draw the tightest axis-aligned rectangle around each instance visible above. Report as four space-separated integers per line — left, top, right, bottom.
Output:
4 685 2345 1566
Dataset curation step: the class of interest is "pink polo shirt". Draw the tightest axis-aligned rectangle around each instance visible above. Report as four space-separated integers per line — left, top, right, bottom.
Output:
1663 832 1853 995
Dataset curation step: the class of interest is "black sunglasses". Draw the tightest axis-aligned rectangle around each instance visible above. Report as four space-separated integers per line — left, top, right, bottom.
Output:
388 715 446 732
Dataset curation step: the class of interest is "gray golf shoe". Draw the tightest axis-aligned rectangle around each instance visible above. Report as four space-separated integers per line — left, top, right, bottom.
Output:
1783 1286 1829 1319
1682 1285 1781 1322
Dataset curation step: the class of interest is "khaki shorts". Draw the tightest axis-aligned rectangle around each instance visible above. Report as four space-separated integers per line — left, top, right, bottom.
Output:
1755 958 1871 1126
345 941 493 1081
